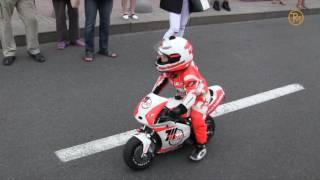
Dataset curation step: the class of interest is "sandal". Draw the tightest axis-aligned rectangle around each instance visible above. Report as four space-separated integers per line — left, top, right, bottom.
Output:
83 54 94 62
57 41 67 50
98 51 118 58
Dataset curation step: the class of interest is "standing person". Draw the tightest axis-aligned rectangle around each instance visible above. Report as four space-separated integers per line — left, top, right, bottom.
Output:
84 0 118 62
0 0 46 66
160 0 190 39
160 0 209 39
213 0 231 11
52 0 85 50
297 0 307 9
121 0 139 20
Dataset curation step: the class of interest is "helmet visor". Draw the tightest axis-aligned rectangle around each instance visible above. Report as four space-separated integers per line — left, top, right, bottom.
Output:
154 40 181 65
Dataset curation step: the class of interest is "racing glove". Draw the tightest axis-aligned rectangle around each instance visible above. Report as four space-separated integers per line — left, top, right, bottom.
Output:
168 104 188 119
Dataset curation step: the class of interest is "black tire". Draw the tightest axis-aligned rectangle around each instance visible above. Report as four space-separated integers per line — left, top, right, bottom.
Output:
206 116 216 141
123 137 154 170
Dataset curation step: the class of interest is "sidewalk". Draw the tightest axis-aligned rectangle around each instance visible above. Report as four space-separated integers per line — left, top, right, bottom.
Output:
9 0 320 46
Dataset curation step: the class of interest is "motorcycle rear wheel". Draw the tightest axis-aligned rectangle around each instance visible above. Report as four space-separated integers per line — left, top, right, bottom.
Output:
123 137 154 170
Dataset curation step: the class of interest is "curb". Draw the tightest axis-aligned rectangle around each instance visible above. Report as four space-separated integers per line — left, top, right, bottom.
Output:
11 8 320 47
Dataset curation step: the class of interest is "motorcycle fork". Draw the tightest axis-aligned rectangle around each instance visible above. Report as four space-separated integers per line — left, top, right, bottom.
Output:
137 125 157 158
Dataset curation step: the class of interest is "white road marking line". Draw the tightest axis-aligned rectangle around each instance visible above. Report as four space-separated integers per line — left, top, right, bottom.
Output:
211 83 305 117
55 130 137 162
55 83 305 162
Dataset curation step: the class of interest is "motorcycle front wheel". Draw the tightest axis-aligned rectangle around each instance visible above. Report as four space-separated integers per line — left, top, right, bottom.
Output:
123 137 154 170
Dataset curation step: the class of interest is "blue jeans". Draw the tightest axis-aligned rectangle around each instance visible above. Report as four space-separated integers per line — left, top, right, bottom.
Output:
85 0 113 55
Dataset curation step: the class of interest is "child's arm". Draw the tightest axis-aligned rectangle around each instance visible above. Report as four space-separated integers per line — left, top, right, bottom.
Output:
168 75 200 118
181 75 201 109
152 73 168 95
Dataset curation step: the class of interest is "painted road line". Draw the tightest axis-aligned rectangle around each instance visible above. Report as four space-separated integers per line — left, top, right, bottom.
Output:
55 130 137 162
55 83 305 162
211 83 305 117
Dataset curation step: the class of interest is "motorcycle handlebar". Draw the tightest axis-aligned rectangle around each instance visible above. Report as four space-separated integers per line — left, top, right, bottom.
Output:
158 107 189 124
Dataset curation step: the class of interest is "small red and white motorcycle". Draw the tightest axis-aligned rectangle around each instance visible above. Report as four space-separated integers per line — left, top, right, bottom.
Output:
123 85 225 170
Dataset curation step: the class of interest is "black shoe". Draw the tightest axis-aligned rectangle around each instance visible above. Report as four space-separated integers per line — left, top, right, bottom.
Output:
3 56 16 66
222 1 231 11
189 144 207 161
213 0 220 11
28 52 46 63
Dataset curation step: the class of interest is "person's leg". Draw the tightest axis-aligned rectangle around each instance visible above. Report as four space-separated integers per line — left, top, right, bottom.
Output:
191 110 208 145
297 0 307 9
16 0 40 55
130 0 136 14
66 0 81 43
122 0 128 14
302 0 307 8
16 0 45 62
177 0 189 37
52 0 67 43
163 12 181 39
98 0 115 56
84 0 98 57
121 0 129 20
129 0 138 19
189 107 208 161
0 0 17 59
297 0 303 8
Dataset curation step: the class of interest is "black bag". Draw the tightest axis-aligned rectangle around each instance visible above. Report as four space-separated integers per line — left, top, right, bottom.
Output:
160 0 183 14
189 0 210 12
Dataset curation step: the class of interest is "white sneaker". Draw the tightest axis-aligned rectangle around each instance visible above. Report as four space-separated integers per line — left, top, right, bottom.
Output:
122 14 129 20
130 14 139 20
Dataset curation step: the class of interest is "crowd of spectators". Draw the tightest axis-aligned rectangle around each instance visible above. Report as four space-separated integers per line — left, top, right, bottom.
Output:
0 0 309 66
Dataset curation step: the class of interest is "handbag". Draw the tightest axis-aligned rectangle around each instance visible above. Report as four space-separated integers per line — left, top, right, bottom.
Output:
71 0 80 8
160 0 183 14
190 0 210 12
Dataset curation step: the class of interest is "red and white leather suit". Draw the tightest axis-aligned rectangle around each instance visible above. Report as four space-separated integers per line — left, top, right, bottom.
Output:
152 61 210 145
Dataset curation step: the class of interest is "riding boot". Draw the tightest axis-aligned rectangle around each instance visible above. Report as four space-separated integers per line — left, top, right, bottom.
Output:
189 144 207 161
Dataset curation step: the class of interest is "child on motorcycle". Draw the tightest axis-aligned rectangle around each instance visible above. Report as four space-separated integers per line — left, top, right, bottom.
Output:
152 36 211 161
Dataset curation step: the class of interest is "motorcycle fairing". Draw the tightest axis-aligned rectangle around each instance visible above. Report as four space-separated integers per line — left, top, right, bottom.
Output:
208 85 225 115
134 93 168 125
153 122 191 153
133 133 152 155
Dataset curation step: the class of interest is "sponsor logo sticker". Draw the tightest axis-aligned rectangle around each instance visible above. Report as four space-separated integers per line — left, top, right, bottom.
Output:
141 97 152 109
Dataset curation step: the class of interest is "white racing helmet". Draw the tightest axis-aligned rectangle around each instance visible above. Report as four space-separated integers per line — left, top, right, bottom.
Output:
155 36 194 72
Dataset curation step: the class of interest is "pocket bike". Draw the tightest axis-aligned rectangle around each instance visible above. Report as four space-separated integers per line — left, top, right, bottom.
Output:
123 85 225 170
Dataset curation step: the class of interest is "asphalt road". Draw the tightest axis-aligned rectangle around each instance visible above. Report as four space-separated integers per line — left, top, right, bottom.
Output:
0 15 320 180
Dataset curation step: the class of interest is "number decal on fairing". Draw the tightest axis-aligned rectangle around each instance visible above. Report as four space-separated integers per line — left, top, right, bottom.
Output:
165 128 177 141
165 128 184 145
